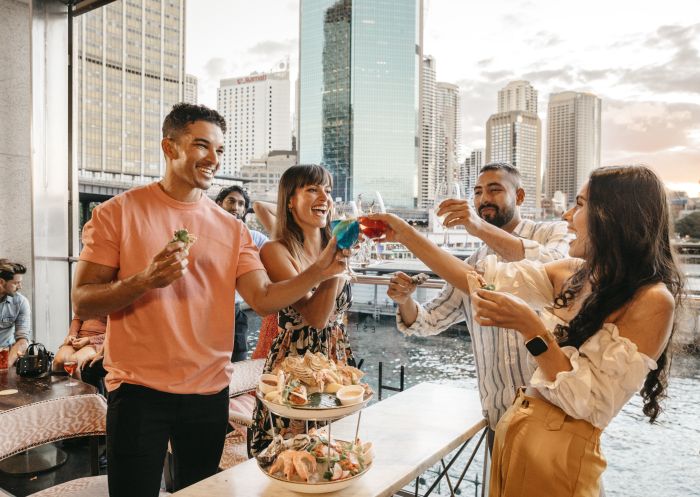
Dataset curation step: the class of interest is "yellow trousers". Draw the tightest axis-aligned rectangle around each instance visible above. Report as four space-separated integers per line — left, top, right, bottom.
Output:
489 390 606 497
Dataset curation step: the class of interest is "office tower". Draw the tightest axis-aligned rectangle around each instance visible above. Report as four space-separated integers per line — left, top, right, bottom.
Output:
498 80 538 113
485 111 541 217
298 0 422 207
546 91 602 207
217 68 292 176
436 82 460 186
418 56 437 209
184 74 198 104
75 0 185 181
485 80 542 216
462 148 484 198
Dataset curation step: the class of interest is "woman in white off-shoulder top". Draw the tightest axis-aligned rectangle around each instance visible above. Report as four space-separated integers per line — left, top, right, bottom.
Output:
371 165 683 497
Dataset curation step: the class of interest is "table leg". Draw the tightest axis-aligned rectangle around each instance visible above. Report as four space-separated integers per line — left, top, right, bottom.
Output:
0 445 68 475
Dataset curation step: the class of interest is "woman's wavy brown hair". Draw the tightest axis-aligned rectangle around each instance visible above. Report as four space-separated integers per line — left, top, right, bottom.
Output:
554 165 684 423
274 164 333 265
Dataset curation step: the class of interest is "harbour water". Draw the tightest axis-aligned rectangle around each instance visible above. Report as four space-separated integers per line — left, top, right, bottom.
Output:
248 312 700 496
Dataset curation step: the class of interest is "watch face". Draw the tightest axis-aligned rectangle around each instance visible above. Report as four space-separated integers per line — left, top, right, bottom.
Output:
526 336 548 356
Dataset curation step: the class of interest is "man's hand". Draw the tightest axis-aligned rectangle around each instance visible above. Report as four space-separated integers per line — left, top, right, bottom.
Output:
437 199 484 234
137 241 190 290
311 237 350 280
387 272 417 305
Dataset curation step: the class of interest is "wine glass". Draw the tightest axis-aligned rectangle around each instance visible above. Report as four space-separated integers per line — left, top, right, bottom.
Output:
356 192 387 264
434 180 461 246
64 361 77 386
330 201 360 277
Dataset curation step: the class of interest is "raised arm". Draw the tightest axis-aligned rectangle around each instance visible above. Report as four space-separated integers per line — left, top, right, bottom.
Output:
252 201 277 235
439 199 570 262
256 241 344 328
71 241 189 319
371 213 473 294
237 238 347 318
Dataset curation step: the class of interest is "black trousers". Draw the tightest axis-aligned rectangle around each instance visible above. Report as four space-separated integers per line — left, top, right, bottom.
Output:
232 305 248 362
106 383 229 497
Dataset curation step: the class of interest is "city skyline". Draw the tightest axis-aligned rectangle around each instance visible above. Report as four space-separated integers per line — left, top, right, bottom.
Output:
186 0 700 196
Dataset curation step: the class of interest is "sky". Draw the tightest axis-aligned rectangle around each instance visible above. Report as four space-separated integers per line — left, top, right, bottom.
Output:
187 0 700 196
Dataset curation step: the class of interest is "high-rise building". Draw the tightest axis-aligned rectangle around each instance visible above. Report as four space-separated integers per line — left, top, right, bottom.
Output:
217 69 292 177
486 80 542 217
75 0 185 181
298 0 422 207
485 111 541 217
418 56 437 209
184 74 198 104
546 91 602 207
436 82 460 186
498 80 538 114
462 148 484 198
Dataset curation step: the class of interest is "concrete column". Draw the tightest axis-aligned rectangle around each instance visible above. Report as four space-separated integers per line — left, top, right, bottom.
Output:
0 0 34 306
0 0 72 351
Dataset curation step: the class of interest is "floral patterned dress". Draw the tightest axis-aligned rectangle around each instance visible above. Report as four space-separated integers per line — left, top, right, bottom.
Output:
250 282 354 455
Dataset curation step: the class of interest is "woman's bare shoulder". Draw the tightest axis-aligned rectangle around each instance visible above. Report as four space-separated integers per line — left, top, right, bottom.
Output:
615 282 676 358
544 258 583 291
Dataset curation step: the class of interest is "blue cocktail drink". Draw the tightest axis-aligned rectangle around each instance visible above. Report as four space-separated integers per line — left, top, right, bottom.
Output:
331 219 360 250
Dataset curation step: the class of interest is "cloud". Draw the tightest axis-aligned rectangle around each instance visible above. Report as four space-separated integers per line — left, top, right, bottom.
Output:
248 39 297 56
527 30 562 48
203 57 229 79
603 99 700 155
476 58 493 68
620 23 700 94
480 70 513 81
522 67 574 85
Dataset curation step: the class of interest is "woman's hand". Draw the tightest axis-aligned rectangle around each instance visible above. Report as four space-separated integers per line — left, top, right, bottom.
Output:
471 289 544 339
367 213 413 243
71 337 91 350
313 237 350 280
81 347 104 371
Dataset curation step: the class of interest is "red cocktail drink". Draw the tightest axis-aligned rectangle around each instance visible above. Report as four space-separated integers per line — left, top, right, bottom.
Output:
358 217 388 240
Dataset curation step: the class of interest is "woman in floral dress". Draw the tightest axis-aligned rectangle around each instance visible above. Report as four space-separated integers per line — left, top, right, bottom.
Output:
250 164 356 455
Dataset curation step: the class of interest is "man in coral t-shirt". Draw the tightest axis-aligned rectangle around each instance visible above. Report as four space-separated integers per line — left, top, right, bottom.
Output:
72 103 346 497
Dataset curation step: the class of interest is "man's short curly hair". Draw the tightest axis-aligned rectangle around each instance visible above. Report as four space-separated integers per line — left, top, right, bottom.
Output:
162 103 227 139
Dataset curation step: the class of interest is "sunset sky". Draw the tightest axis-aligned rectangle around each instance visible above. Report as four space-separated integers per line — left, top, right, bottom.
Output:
187 0 700 195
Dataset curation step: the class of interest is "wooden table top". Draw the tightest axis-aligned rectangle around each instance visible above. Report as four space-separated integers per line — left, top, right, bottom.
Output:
0 367 96 411
173 382 487 497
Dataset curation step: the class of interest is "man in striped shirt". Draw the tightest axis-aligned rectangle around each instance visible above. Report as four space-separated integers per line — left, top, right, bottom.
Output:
387 163 571 448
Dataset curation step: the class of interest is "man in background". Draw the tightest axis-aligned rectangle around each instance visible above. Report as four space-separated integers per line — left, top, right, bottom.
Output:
0 260 30 367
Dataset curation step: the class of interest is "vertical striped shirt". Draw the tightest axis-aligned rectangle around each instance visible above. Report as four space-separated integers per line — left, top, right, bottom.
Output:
396 219 572 428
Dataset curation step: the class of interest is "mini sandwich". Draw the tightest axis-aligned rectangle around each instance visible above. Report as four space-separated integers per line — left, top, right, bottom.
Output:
171 228 197 250
466 271 495 294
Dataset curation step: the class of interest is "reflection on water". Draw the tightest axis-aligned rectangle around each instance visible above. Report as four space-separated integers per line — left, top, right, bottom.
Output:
247 312 700 496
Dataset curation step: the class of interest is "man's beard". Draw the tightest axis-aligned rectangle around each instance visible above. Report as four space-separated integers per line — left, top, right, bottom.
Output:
479 203 515 228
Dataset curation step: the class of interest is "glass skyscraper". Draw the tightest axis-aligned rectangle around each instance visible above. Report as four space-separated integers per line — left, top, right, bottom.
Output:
298 0 422 208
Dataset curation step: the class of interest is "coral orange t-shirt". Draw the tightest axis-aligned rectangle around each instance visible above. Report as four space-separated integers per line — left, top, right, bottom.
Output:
80 182 264 394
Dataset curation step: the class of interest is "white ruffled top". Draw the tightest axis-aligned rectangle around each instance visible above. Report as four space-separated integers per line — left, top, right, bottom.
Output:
482 256 658 429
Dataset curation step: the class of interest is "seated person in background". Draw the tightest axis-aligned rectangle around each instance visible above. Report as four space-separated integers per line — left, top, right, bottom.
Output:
251 199 282 360
216 185 269 362
53 315 107 377
0 260 30 367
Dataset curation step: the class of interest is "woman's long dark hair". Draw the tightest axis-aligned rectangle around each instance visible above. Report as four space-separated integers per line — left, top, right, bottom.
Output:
274 164 333 264
554 165 684 423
